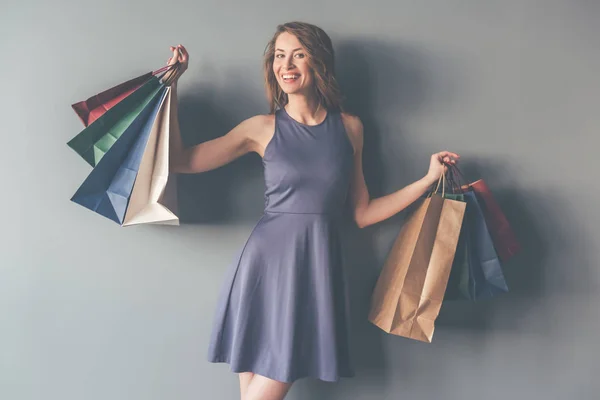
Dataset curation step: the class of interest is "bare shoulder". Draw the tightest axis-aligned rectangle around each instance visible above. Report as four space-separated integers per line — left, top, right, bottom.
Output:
234 114 275 135
341 112 364 154
231 114 275 156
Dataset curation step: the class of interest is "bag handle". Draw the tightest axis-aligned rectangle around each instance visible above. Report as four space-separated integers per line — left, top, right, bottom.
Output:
427 169 447 198
446 163 471 193
428 157 471 197
147 62 181 86
152 61 179 76
446 165 465 194
161 63 182 86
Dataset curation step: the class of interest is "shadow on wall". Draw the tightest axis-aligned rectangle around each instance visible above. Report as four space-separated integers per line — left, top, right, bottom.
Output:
174 74 267 224
437 158 595 335
298 36 595 398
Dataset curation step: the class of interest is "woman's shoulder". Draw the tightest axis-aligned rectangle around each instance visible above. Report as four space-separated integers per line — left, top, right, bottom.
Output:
232 114 276 156
340 112 362 130
237 113 276 135
242 113 275 123
340 112 363 150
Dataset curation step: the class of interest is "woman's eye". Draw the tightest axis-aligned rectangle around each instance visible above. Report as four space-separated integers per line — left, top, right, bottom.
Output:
274 53 304 59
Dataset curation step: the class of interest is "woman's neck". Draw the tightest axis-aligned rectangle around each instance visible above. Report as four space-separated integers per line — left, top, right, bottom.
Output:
285 94 326 125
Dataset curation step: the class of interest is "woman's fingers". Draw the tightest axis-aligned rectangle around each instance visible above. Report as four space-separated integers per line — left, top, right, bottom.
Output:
175 45 189 68
436 151 460 164
439 151 460 159
177 44 188 58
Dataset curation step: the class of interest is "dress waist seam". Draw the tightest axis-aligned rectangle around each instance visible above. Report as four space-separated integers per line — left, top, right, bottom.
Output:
264 210 337 216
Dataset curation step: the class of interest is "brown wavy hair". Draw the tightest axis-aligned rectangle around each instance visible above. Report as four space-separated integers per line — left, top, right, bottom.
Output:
263 22 345 114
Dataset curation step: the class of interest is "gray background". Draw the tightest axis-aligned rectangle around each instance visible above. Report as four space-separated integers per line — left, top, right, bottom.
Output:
2 0 598 399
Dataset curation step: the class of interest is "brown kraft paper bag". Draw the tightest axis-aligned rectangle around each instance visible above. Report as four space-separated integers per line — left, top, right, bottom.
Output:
368 177 466 342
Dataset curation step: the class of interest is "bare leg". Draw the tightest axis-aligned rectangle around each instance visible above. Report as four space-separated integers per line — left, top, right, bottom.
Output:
245 374 294 400
239 372 255 400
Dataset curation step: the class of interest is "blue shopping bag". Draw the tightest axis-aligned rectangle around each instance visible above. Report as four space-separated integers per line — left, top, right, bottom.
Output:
70 88 168 224
463 191 509 300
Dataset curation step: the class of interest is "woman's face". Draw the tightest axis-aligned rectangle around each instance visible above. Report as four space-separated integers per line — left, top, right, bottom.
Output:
273 32 314 96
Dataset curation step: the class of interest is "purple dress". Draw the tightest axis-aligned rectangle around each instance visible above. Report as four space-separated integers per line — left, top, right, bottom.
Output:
207 108 356 383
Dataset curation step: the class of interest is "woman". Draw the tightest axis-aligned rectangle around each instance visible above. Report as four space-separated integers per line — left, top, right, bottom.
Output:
165 22 458 400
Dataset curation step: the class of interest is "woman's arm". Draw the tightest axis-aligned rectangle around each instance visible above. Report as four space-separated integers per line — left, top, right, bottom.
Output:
169 83 266 174
163 44 267 174
342 114 459 229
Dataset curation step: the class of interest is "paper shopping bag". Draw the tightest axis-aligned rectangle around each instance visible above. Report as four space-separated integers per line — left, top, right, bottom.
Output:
368 173 466 342
441 192 470 301
67 77 164 167
71 64 176 127
445 165 511 300
449 166 520 263
462 191 509 300
67 64 179 167
470 179 521 262
72 72 153 127
70 88 168 224
122 87 179 226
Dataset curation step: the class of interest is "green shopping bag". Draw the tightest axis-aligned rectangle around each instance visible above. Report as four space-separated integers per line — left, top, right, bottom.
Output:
67 77 163 167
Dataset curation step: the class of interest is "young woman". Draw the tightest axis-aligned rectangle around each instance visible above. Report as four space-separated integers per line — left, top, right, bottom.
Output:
165 22 459 400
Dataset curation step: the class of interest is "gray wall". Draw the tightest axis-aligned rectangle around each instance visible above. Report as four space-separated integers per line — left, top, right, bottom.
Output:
2 1 598 399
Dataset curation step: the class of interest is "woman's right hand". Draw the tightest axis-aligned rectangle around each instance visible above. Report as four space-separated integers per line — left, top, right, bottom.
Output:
163 44 189 85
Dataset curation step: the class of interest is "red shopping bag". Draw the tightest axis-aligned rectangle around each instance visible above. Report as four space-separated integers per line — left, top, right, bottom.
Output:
450 166 521 263
71 64 174 127
469 179 521 262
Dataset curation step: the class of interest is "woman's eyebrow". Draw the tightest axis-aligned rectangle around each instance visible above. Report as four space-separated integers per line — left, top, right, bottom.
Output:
275 47 303 52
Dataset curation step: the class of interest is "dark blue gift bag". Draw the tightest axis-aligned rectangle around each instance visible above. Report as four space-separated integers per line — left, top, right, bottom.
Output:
70 88 167 225
463 191 509 300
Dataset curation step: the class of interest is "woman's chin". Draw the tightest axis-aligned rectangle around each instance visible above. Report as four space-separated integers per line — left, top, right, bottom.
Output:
280 87 307 96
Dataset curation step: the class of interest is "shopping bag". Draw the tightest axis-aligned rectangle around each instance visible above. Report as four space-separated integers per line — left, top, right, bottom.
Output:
70 88 168 224
441 192 469 301
462 190 509 300
470 179 521 262
71 64 175 127
449 167 520 263
368 172 466 342
122 87 179 226
445 165 511 299
72 73 149 127
67 64 179 167
442 170 478 301
68 78 163 167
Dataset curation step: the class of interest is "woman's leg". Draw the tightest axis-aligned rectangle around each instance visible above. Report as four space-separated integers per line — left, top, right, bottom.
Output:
245 374 294 400
238 372 255 400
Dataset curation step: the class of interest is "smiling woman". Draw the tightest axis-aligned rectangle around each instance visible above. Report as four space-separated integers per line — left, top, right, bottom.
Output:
163 21 459 400
263 23 344 118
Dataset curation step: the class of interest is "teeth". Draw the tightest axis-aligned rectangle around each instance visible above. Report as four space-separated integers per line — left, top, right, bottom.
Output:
283 74 299 79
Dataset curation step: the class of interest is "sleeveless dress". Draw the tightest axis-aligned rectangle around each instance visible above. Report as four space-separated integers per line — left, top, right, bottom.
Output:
206 107 356 383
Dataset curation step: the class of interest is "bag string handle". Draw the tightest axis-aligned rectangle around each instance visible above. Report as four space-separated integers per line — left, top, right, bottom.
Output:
446 164 471 193
152 61 179 77
427 168 447 198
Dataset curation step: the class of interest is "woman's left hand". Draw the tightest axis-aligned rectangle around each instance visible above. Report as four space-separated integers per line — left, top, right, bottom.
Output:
162 44 189 85
425 151 460 184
